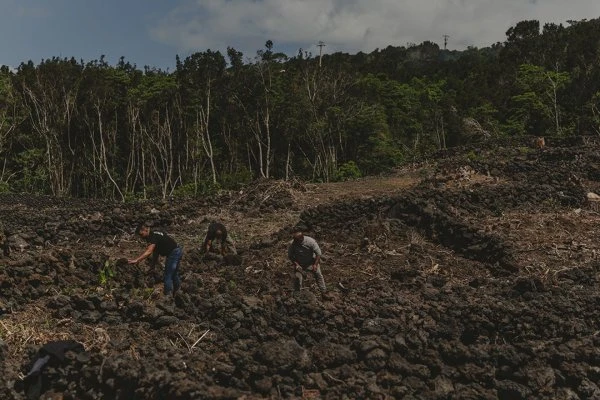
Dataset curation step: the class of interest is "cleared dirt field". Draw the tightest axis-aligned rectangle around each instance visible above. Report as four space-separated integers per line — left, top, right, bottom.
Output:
2 136 600 399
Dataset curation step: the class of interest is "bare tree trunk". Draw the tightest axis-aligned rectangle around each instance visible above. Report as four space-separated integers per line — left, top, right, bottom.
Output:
0 96 20 185
301 64 352 182
197 82 217 184
547 72 561 135
94 103 124 201
126 103 143 198
144 108 176 199
22 81 76 196
285 142 291 181
441 115 446 149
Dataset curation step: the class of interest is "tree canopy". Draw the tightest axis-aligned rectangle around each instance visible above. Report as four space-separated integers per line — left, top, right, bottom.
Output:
1 18 600 198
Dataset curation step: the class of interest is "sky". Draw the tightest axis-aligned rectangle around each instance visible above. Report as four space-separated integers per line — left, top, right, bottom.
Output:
1 0 599 71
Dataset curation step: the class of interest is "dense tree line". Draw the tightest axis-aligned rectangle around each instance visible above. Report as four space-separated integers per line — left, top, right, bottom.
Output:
0 18 599 199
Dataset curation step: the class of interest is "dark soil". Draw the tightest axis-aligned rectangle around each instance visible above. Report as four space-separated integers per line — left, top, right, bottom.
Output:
2 137 600 399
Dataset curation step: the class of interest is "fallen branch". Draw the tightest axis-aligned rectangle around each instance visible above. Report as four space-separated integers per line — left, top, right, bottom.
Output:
190 329 210 352
324 372 345 384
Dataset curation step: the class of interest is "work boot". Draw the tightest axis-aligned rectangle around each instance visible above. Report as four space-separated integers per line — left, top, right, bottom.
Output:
174 292 189 308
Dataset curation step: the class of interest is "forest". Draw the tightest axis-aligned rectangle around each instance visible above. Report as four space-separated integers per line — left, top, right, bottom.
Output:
0 18 599 200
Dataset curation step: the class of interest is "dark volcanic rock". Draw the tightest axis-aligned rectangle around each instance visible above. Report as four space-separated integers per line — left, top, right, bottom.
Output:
255 338 311 372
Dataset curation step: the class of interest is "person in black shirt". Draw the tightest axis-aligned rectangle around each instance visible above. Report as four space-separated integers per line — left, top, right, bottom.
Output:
202 222 237 257
128 223 183 296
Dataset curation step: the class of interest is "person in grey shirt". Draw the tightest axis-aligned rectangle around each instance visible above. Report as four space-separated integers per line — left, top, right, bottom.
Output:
288 229 327 294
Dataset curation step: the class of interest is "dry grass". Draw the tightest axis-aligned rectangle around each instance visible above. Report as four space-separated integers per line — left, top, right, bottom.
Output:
0 303 118 378
0 306 73 359
486 209 600 282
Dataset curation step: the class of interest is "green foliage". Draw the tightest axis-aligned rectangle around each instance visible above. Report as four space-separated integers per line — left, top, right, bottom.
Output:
509 64 571 135
99 260 116 287
466 150 482 162
171 183 198 198
131 287 155 300
14 149 48 194
335 161 362 181
517 146 532 155
0 181 10 193
172 180 222 198
228 280 237 291
219 168 254 189
466 103 502 137
360 134 404 174
1 18 600 198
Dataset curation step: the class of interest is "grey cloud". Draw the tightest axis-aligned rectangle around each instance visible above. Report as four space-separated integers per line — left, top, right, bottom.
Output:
150 0 600 57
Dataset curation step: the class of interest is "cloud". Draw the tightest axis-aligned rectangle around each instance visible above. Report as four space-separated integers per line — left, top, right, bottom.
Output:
150 0 600 57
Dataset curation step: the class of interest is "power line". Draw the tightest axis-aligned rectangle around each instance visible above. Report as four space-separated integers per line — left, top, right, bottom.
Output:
317 41 326 68
443 35 450 50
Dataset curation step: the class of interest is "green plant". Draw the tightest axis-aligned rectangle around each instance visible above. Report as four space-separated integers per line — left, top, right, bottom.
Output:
131 287 155 300
171 183 198 197
517 146 532 155
14 148 48 194
220 168 253 189
99 260 116 287
172 180 222 198
228 280 237 291
0 181 10 193
466 150 482 162
335 161 362 181
541 196 559 209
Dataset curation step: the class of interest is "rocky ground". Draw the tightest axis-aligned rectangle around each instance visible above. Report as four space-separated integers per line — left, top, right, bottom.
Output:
2 136 600 399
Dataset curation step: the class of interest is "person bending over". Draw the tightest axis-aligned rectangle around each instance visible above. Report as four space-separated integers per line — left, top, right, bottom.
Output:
202 222 237 261
288 229 326 294
128 223 183 296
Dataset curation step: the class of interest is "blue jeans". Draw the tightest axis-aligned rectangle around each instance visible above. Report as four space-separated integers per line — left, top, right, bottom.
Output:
164 247 182 295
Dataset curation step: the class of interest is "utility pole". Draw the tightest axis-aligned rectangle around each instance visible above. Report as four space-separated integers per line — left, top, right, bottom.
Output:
317 41 326 68
443 35 450 50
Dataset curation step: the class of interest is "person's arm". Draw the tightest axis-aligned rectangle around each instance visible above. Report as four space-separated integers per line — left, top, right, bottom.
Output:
203 224 216 253
309 239 322 271
312 255 321 271
219 225 228 255
203 238 212 253
128 243 156 264
288 244 301 271
201 231 211 253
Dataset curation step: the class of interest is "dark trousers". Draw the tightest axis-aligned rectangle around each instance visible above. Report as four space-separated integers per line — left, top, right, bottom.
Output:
164 247 183 295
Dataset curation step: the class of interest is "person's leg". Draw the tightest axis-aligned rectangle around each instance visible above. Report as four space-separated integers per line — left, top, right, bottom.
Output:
163 262 173 295
172 248 182 294
294 270 303 291
164 249 180 295
312 265 327 292
225 237 237 255
291 262 303 291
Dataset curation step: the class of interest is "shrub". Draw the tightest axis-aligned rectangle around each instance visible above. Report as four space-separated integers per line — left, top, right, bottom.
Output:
0 181 10 193
220 168 253 190
335 161 362 181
